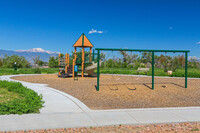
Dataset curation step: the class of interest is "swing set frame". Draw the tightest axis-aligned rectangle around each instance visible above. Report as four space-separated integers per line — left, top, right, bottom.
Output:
95 48 190 91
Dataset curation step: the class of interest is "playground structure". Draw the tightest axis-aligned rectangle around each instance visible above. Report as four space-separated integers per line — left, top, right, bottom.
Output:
58 33 97 78
95 48 190 91
58 33 190 91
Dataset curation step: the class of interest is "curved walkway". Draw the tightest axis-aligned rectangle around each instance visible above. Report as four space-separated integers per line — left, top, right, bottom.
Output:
0 75 200 131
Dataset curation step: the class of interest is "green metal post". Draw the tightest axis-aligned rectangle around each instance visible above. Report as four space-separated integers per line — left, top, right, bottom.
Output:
185 52 188 88
93 49 95 61
152 52 154 90
97 50 100 91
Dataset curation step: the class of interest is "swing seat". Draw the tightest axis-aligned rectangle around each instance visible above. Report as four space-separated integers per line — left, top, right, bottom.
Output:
109 85 118 90
126 85 136 90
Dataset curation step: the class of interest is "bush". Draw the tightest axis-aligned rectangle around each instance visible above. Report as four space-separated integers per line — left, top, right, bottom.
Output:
172 71 185 77
33 68 42 74
0 81 44 115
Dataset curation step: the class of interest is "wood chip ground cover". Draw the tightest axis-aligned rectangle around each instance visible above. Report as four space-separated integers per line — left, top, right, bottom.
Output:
12 74 200 110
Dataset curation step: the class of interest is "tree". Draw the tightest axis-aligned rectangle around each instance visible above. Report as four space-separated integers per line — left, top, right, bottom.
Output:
120 51 128 63
170 56 179 72
127 53 138 64
0 58 2 67
2 55 30 68
159 54 168 72
48 56 58 68
189 56 198 68
178 55 185 68
100 53 106 61
38 60 44 66
141 52 152 64
32 55 41 66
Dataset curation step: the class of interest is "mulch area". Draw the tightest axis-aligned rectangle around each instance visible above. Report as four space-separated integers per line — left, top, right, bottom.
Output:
12 74 200 110
1 122 200 133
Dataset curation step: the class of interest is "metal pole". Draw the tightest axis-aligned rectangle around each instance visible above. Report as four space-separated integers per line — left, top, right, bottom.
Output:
152 52 154 90
185 52 188 88
93 49 95 61
97 50 100 91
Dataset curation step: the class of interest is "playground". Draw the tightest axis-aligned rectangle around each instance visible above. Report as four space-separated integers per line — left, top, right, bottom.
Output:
2 33 200 132
11 33 199 110
12 74 200 110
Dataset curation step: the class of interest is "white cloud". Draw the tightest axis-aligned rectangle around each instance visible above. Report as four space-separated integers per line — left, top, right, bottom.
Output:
196 41 200 44
97 31 103 33
89 29 103 34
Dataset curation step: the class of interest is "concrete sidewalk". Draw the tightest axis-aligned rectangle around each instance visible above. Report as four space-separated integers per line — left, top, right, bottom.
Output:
0 75 200 131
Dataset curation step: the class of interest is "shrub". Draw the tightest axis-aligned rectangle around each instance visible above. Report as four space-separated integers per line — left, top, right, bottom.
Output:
33 68 42 74
0 81 44 115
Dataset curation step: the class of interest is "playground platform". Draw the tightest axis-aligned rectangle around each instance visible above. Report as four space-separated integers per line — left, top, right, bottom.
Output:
0 75 200 132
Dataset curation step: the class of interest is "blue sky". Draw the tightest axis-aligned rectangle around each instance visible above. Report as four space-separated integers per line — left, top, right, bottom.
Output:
0 0 200 56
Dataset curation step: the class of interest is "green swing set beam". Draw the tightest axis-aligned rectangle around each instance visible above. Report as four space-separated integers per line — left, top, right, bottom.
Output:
96 48 190 91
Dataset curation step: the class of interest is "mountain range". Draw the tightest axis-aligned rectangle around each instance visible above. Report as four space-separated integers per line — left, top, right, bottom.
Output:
0 48 199 64
0 48 59 64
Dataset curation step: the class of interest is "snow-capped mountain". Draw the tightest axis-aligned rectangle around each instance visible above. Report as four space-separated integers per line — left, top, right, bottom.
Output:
0 48 59 64
15 48 59 54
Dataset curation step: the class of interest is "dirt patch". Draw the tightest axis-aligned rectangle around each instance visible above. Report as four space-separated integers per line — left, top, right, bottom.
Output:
12 74 200 110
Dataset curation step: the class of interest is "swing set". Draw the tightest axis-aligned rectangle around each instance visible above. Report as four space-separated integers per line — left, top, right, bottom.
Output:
95 48 190 91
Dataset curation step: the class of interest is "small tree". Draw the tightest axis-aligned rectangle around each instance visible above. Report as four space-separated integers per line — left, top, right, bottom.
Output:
141 52 152 64
48 56 58 68
170 56 179 72
189 57 198 68
32 55 41 66
100 53 106 61
38 60 44 66
178 55 185 68
0 58 3 67
159 54 168 72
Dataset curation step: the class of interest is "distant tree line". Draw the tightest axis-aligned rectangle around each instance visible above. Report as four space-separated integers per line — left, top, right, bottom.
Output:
0 55 30 68
0 55 53 68
0 51 199 71
100 51 200 72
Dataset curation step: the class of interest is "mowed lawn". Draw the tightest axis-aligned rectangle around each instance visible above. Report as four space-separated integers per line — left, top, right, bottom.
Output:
0 68 58 76
97 68 200 78
0 88 21 103
0 67 199 78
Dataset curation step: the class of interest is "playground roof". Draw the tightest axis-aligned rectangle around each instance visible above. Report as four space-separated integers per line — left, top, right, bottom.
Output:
73 33 94 48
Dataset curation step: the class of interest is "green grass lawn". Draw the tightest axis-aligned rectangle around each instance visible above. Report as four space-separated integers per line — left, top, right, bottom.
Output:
0 67 199 78
0 81 44 115
0 68 58 76
98 68 200 78
0 88 21 103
